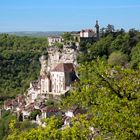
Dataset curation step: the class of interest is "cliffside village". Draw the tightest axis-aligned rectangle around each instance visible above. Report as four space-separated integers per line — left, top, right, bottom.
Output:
3 21 100 127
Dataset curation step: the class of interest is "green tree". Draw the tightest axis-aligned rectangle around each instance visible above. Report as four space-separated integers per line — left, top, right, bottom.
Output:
105 24 115 34
0 34 48 102
62 32 74 42
30 109 41 120
61 60 140 139
130 42 140 69
89 34 113 60
108 51 128 66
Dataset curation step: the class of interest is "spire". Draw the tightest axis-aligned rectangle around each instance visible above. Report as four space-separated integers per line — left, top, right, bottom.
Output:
95 20 100 40
95 20 99 28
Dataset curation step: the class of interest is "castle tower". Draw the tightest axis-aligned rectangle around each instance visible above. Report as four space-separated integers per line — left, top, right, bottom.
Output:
39 55 47 76
95 20 100 40
47 46 61 70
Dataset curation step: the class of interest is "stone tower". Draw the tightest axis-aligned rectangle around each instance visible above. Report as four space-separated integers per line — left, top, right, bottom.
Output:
47 44 78 71
95 20 100 40
47 46 61 71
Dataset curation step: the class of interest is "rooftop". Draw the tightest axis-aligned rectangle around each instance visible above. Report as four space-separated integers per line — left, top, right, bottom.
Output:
52 63 74 72
81 29 94 32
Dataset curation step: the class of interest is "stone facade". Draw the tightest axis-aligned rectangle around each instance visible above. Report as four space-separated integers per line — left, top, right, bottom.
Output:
27 43 78 103
47 44 77 70
48 36 63 46
80 29 95 38
80 20 100 41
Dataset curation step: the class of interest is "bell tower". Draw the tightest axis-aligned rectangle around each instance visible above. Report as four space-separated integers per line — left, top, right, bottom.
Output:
95 20 100 40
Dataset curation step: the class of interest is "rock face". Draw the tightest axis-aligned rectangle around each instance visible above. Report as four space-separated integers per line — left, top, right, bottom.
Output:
26 43 79 103
47 44 78 71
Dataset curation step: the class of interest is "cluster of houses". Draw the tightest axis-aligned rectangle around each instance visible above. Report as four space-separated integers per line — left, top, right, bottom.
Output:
4 93 87 127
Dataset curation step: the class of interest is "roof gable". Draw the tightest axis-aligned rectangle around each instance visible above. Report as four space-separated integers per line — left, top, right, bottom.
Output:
52 63 74 72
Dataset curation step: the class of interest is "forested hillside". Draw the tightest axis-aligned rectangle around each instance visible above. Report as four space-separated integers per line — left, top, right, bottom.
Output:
0 28 140 140
7 60 140 140
78 28 140 68
0 34 48 103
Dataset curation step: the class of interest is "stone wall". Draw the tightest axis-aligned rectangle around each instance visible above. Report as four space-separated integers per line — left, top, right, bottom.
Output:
47 44 78 70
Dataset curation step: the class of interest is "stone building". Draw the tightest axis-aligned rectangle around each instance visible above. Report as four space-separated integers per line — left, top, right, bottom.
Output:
27 43 78 102
80 20 100 42
47 43 77 70
80 29 95 38
51 63 76 95
48 36 63 46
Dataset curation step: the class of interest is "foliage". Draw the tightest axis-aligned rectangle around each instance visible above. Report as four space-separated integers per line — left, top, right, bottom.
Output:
7 116 63 140
62 32 74 42
7 115 93 140
1 28 140 140
130 42 140 69
0 111 16 140
30 109 41 120
45 99 54 106
0 34 48 102
55 42 63 49
19 120 37 131
61 60 140 139
108 51 128 66
6 60 140 140
88 34 113 60
78 29 140 66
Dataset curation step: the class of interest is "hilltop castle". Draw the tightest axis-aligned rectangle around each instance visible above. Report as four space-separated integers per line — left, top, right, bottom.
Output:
27 43 78 103
48 21 100 46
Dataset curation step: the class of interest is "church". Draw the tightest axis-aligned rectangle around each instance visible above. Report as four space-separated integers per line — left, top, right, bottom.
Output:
27 43 78 103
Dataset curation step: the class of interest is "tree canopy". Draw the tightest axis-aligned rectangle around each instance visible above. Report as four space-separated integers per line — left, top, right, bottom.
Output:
0 34 48 102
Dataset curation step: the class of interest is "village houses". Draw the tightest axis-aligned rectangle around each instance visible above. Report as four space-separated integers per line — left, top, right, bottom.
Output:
3 21 100 126
3 41 79 126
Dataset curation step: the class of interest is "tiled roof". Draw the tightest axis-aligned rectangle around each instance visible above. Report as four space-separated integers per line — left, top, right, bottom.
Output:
4 100 13 106
24 103 35 112
4 99 18 107
52 63 74 72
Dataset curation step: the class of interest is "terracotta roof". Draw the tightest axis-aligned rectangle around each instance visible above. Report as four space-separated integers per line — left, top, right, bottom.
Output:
4 99 18 107
24 103 35 112
52 63 74 72
4 100 13 107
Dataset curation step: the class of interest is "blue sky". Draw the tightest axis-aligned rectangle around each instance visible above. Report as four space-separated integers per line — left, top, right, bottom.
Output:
0 0 140 32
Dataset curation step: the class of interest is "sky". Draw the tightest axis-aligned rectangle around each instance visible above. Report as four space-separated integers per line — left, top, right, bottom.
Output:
0 0 140 32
